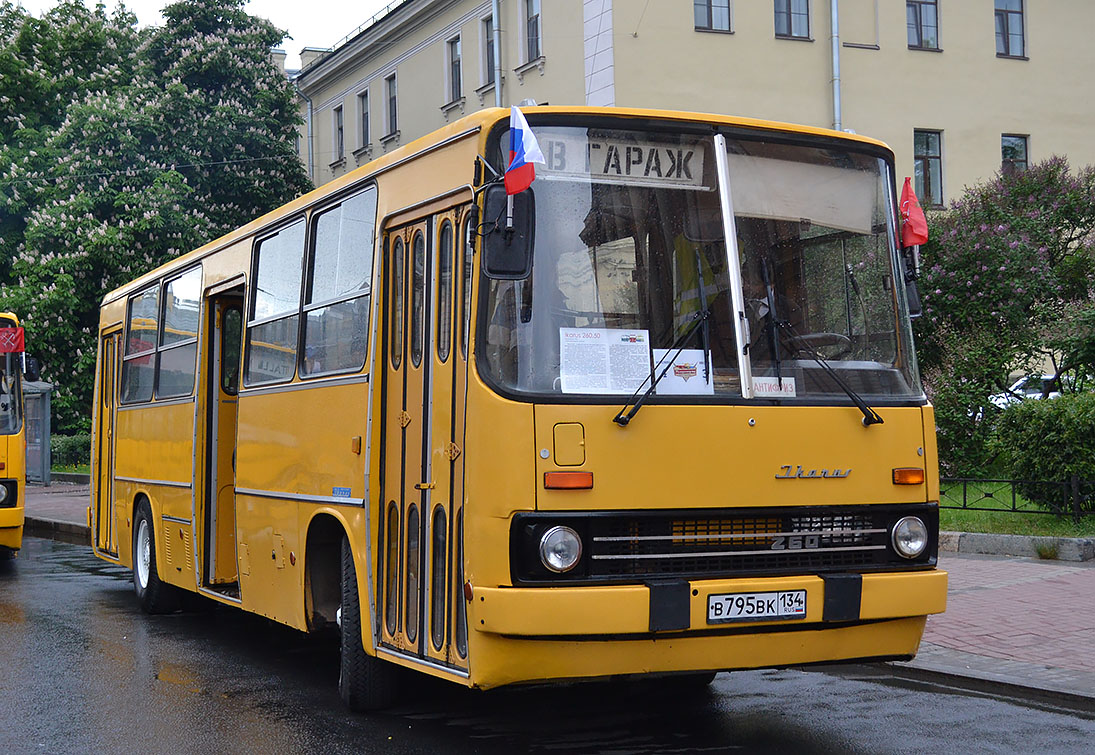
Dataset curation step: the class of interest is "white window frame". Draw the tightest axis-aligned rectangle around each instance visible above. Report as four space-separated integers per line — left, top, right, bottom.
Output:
357 89 370 151
383 73 398 139
480 13 496 88
332 104 345 164
445 34 463 104
522 0 543 64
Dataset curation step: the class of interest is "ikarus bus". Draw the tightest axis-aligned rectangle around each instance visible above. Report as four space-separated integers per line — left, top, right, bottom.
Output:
90 107 946 710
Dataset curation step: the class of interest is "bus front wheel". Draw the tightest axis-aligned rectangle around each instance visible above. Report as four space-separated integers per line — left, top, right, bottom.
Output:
132 499 179 614
339 535 398 710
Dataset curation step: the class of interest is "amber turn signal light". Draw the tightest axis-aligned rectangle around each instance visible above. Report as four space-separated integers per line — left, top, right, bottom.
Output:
892 467 925 485
544 471 594 490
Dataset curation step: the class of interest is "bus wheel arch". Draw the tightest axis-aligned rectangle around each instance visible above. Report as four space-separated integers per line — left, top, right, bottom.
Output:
303 513 347 632
132 495 179 614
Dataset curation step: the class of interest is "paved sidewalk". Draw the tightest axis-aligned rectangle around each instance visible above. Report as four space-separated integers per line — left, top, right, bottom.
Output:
20 483 1095 707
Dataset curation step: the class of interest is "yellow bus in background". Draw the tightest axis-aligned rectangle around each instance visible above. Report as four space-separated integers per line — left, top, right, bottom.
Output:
90 107 947 709
1 312 33 558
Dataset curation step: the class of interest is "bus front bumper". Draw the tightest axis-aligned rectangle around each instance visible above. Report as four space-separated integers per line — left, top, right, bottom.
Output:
0 504 24 549
466 569 946 688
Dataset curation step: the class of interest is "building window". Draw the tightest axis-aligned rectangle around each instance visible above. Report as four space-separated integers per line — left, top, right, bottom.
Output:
695 0 731 32
333 105 344 161
1001 134 1028 174
914 130 943 209
775 0 809 39
995 0 1024 57
358 92 369 147
447 36 462 102
385 74 397 136
525 0 542 61
483 16 495 85
907 1 938 49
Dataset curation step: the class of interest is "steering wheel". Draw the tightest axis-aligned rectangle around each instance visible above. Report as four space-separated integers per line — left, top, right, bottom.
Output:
786 332 854 359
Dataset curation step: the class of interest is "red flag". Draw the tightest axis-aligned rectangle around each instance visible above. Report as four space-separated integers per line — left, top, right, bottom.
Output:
0 327 24 353
900 177 929 247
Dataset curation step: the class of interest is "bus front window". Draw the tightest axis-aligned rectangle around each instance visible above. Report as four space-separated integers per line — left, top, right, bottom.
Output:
481 125 923 403
0 353 22 435
483 127 739 396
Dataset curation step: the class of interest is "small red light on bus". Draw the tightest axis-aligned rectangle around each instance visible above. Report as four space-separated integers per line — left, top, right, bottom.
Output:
544 471 594 490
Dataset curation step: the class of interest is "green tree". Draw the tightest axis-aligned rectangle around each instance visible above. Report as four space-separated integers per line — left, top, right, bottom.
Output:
0 0 311 432
913 158 1095 473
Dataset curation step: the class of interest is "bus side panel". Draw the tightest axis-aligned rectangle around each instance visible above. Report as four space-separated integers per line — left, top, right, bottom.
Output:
235 381 369 630
460 372 536 590
114 403 196 521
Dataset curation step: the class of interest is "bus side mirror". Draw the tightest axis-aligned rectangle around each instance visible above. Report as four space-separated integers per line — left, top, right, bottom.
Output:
23 355 41 382
482 184 535 280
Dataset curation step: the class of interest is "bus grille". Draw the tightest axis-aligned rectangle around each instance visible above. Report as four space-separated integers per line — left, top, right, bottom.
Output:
588 510 886 578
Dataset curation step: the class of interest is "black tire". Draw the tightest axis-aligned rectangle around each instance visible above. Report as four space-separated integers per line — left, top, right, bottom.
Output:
132 499 179 614
339 535 399 710
0 546 15 561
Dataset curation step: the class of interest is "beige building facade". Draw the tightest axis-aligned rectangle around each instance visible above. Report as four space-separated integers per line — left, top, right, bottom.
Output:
292 0 1095 206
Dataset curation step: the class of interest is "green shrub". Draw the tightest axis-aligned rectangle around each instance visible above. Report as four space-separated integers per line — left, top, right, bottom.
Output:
50 433 91 467
995 392 1095 511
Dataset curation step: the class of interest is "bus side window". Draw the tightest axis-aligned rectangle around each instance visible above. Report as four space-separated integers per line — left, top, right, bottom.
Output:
460 213 474 360
222 306 242 394
245 220 305 386
302 187 376 377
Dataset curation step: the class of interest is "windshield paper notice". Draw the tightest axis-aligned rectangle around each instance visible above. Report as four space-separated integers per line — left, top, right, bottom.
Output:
653 349 714 395
560 328 651 394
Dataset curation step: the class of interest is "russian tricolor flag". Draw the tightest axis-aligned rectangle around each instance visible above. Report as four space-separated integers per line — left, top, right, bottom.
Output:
504 106 545 195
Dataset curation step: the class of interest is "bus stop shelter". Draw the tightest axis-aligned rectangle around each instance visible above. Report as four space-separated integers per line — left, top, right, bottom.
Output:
23 380 52 485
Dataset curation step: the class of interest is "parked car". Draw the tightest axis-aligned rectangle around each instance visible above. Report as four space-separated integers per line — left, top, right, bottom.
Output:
987 375 1062 409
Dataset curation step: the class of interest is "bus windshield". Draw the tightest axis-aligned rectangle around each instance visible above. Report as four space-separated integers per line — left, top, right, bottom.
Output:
1 352 22 435
481 125 922 403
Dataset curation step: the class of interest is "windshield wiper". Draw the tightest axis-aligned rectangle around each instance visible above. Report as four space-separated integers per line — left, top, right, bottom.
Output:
777 321 884 427
760 262 784 388
613 309 711 427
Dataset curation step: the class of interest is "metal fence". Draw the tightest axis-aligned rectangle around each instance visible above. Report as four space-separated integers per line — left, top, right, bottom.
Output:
940 476 1095 523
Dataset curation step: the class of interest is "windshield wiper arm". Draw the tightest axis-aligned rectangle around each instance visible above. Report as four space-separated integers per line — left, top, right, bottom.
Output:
760 263 784 387
777 321 884 427
614 309 711 427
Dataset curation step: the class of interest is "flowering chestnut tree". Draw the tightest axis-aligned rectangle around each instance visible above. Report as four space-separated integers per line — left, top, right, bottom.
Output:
0 0 311 432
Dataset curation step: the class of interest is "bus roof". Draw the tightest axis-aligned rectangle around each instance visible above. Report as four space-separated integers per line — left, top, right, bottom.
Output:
100 106 892 307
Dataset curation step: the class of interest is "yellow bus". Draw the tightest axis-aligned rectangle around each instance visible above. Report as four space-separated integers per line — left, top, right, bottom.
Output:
90 107 947 709
1 312 33 558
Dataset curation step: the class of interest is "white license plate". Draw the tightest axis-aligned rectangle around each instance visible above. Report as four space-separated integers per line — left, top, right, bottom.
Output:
707 590 807 624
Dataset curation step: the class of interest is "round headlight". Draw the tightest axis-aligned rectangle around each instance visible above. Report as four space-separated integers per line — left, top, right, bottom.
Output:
0 484 8 504
891 516 928 559
539 526 582 573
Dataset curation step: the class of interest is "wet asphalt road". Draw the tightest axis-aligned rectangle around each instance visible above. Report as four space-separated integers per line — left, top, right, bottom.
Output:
2 537 1094 755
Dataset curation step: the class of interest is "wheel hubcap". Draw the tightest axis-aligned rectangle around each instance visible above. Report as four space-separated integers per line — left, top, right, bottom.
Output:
136 519 150 589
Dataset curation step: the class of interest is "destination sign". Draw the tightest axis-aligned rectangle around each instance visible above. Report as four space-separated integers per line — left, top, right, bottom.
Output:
536 131 708 190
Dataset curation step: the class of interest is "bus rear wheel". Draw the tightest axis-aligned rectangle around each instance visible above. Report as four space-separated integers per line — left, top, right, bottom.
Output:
339 535 398 710
132 499 179 614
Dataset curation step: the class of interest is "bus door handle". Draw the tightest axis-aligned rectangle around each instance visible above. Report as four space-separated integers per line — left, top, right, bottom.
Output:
414 481 435 490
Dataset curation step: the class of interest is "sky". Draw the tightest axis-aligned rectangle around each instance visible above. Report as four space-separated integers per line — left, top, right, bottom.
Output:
15 0 395 69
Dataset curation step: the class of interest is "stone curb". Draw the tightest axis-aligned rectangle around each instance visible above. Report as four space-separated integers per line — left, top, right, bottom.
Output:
888 659 1095 710
24 516 90 544
939 530 1094 561
48 472 91 484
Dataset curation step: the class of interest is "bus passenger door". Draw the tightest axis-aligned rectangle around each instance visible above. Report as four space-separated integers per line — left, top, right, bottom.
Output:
94 330 120 556
380 219 432 657
422 208 466 668
202 291 243 594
